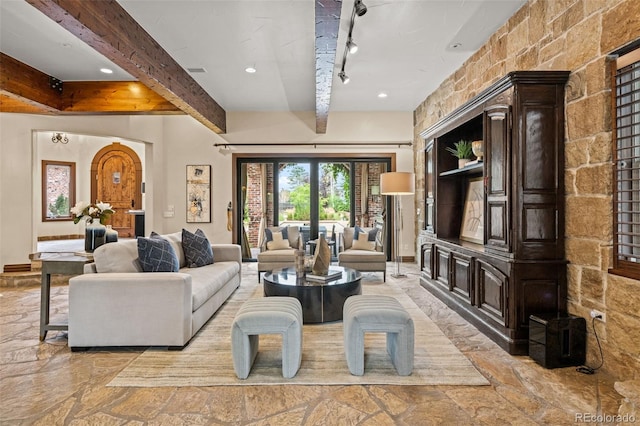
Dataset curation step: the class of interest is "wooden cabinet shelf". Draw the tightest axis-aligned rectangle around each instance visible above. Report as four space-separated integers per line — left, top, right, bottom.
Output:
418 71 570 355
439 162 483 177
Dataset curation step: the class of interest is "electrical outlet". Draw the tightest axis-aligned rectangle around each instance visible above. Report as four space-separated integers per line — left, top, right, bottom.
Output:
590 309 605 322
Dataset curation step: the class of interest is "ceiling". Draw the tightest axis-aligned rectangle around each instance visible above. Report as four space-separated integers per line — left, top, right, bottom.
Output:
0 0 526 131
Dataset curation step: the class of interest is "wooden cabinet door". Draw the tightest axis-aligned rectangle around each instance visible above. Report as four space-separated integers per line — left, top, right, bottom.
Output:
484 106 511 252
434 245 450 288
451 251 473 304
476 259 508 326
421 243 434 279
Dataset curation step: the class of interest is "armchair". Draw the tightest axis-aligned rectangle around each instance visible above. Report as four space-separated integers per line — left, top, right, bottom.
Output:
338 226 387 281
257 226 301 281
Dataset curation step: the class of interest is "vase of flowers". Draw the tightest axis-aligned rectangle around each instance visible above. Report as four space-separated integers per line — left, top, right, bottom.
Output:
70 201 116 253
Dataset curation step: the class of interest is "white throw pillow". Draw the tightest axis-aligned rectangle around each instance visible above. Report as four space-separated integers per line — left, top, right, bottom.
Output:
351 233 376 251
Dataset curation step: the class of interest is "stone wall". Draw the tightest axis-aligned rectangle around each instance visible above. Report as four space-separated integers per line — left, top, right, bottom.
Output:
413 0 640 380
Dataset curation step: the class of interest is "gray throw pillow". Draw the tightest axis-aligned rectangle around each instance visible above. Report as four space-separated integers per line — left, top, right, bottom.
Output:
355 226 377 242
265 226 288 242
137 234 180 272
182 228 214 268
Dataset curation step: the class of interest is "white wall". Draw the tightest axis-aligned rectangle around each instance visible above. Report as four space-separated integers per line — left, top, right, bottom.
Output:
0 111 414 269
34 132 146 238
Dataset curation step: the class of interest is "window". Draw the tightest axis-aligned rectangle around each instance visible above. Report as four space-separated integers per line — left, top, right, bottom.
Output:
612 46 640 279
42 160 76 221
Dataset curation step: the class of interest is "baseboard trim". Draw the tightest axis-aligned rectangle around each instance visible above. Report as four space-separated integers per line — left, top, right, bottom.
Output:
37 234 83 241
3 264 32 273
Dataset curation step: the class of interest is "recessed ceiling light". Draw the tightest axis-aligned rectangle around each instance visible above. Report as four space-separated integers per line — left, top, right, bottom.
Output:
100 68 113 74
245 67 256 74
378 92 388 98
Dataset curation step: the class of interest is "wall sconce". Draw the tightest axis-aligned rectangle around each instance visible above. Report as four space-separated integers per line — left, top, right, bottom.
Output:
51 132 69 144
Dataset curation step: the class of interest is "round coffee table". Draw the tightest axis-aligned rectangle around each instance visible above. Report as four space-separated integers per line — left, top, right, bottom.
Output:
263 266 362 323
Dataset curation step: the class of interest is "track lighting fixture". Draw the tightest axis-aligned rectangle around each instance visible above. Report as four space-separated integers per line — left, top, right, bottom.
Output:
347 38 358 54
338 0 367 85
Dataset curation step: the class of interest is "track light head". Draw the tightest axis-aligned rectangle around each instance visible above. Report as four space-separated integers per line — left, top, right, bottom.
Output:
355 0 367 16
347 39 358 54
339 71 350 84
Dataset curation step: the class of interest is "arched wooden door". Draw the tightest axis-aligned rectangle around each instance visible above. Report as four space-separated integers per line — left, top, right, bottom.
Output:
91 142 142 238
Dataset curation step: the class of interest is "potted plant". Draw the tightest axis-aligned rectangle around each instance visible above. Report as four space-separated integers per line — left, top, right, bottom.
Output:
446 140 474 168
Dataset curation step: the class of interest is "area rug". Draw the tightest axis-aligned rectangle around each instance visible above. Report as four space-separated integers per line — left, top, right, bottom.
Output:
107 275 489 387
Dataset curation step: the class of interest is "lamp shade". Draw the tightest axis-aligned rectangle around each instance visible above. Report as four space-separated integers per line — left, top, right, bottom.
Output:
380 172 415 195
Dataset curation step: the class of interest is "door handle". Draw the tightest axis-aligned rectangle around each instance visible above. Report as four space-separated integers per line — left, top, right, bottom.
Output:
131 199 135 208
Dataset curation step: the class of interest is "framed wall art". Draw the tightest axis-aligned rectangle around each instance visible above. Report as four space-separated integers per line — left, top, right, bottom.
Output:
460 177 484 244
186 165 211 223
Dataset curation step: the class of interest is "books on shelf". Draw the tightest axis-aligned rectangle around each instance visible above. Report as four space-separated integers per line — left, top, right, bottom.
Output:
306 267 343 282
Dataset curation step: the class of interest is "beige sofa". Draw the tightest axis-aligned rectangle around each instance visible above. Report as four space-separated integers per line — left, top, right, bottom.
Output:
68 232 241 350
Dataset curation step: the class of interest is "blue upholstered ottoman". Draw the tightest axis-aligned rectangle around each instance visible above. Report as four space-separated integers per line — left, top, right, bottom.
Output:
343 295 414 376
231 297 303 379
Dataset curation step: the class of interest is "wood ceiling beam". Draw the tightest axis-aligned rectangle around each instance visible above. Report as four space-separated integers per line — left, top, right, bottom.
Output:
0 53 182 114
61 82 181 114
315 0 342 134
26 0 226 133
0 94 56 114
0 52 61 113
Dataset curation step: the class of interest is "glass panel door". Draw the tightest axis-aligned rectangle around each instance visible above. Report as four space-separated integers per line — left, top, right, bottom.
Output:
241 162 274 260
278 162 311 244
318 162 350 257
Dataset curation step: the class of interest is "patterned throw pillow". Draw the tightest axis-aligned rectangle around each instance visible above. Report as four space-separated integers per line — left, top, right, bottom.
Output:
351 232 376 251
137 234 180 272
182 228 214 268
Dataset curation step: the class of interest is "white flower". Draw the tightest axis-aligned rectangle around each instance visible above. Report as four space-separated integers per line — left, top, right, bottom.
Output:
70 201 90 216
95 202 113 212
71 200 115 224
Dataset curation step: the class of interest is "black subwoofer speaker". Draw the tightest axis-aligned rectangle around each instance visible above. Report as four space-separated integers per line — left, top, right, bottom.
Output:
528 314 586 369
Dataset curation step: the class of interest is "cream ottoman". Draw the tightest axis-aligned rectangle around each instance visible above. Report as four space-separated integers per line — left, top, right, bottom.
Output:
231 297 303 379
343 295 414 376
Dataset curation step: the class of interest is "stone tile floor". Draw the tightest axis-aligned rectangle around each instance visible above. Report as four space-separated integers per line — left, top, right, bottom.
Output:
0 261 623 425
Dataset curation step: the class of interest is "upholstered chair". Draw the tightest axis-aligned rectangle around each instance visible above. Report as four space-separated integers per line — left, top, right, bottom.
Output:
338 226 386 281
257 226 301 281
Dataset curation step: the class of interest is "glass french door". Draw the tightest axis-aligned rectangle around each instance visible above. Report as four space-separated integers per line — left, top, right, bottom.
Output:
278 162 311 245
317 162 350 257
237 157 391 261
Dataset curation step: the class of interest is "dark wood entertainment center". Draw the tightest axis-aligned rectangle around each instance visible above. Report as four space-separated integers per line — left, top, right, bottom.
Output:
418 71 570 354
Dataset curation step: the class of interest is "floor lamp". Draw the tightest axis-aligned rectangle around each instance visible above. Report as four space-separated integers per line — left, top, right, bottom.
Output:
380 172 415 278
